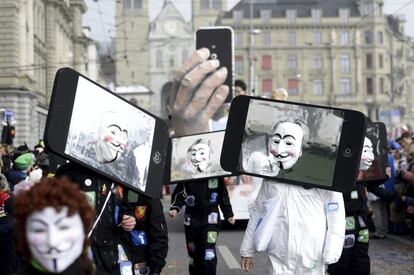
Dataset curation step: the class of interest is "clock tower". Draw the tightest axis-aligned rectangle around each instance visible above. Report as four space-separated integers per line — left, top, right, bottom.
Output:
115 0 150 88
148 0 193 118
192 0 227 30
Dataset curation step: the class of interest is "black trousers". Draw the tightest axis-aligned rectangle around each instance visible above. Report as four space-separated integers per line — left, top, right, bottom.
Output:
0 227 20 275
328 215 370 275
184 224 220 275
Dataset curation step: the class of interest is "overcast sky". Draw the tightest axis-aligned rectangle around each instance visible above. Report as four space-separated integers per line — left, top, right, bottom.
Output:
83 0 414 46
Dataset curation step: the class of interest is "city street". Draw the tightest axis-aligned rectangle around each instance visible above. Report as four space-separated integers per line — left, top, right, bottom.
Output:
161 198 414 275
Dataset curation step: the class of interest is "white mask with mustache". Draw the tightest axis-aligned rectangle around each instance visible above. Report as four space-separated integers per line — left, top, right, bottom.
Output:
268 122 304 170
189 143 211 172
96 111 128 163
359 137 374 171
26 207 84 273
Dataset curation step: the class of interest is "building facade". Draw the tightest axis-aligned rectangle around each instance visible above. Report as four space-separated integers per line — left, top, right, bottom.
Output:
148 1 193 118
115 0 227 118
0 0 89 146
219 0 414 125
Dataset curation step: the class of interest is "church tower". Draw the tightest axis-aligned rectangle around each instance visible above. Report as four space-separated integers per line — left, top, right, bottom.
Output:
115 0 150 87
192 0 227 30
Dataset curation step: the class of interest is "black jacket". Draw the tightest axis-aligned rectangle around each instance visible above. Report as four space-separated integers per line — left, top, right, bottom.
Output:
170 178 233 226
344 179 393 217
116 187 168 273
56 162 123 274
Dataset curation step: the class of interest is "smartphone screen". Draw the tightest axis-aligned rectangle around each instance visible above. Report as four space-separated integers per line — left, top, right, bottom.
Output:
170 131 231 182
357 122 388 182
64 76 156 192
240 99 345 187
196 27 234 102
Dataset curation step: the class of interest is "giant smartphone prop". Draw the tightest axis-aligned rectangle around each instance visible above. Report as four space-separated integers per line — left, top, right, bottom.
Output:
44 68 169 198
221 96 367 192
357 122 388 183
196 27 234 103
169 131 232 183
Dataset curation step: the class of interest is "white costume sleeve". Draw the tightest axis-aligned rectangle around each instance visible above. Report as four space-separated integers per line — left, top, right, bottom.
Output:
240 181 269 257
322 190 346 265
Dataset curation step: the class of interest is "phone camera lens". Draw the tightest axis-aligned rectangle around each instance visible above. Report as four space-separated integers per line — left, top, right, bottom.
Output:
343 147 353 158
211 53 217 60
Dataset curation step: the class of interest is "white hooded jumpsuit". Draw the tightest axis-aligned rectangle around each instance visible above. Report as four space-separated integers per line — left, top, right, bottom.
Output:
240 180 345 274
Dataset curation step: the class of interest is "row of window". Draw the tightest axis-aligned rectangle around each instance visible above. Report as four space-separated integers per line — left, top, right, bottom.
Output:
233 3 382 25
235 30 384 48
200 0 222 10
155 49 189 68
235 53 386 74
260 77 386 96
123 0 142 10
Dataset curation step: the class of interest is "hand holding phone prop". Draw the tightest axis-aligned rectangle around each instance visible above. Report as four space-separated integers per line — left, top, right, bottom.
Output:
221 96 367 192
169 131 232 183
44 68 169 198
357 122 388 182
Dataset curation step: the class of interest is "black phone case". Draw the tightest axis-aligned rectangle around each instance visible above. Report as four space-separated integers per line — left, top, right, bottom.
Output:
196 27 234 103
221 95 367 193
357 122 389 183
44 68 169 198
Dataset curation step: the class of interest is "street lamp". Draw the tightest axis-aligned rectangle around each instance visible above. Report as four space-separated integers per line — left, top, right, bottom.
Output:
248 0 261 97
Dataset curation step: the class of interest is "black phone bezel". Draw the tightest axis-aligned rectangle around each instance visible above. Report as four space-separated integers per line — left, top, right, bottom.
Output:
44 67 169 198
195 27 234 103
221 95 367 193
357 122 389 183
168 130 237 184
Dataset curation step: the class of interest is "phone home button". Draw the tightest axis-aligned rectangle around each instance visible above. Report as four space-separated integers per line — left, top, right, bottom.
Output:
343 147 353 158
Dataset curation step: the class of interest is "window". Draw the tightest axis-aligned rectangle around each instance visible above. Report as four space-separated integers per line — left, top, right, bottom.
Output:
379 77 384 94
288 55 297 70
235 55 243 74
340 55 350 73
156 50 162 68
313 80 323 95
366 54 373 69
377 31 383 45
313 55 323 69
341 78 351 95
379 54 384 69
261 9 272 24
123 0 131 10
286 9 297 24
339 9 349 24
340 31 349 45
312 9 322 23
262 32 271 46
201 0 209 9
169 57 175 67
235 32 243 47
363 3 373 16
365 31 373 44
288 79 299 95
314 31 322 45
182 49 188 63
212 0 221 10
262 79 273 92
134 0 142 9
262 55 272 70
367 78 373 94
233 10 243 24
288 32 296 46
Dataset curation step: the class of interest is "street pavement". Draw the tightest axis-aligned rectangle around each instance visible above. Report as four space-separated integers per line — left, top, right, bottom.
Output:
160 198 414 275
